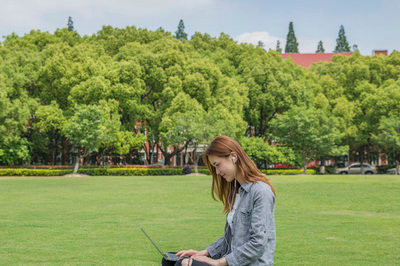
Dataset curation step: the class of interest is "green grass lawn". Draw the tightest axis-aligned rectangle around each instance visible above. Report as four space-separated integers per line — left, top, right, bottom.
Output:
0 175 399 265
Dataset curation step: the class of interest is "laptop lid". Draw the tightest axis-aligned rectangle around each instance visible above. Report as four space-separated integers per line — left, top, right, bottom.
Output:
138 224 168 259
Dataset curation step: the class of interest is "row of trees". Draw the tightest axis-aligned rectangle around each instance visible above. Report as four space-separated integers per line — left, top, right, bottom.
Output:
0 25 399 173
280 22 355 54
173 19 354 54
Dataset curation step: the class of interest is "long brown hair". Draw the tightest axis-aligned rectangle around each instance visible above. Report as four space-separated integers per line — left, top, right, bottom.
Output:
203 136 276 213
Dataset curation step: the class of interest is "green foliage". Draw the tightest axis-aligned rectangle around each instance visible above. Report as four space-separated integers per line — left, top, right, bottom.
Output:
239 137 295 168
276 40 282 53
284 22 299 53
373 114 400 162
269 106 347 173
0 167 314 176
0 168 71 176
33 101 66 132
63 104 106 153
261 169 316 175
0 86 33 164
334 25 350 52
78 167 183 176
1 25 400 168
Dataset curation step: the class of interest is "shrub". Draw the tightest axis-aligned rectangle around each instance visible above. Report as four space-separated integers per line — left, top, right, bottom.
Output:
261 169 316 175
0 167 314 176
0 168 71 176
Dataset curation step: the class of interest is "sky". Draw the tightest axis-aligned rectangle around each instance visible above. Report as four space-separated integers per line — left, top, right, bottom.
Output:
0 0 399 55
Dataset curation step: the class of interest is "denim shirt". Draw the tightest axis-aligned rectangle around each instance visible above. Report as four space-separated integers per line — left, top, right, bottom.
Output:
206 181 276 266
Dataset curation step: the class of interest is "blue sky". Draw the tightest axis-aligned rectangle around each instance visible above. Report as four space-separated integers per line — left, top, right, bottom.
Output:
1 0 398 55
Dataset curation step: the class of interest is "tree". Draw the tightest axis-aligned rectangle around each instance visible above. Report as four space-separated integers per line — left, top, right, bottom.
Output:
175 19 188 41
33 101 66 164
240 50 309 137
63 105 105 173
0 78 34 165
239 137 295 168
284 22 299 53
334 25 350 52
67 16 74 32
276 40 282 53
316 40 325 53
62 101 135 173
373 114 400 174
257 40 265 49
269 106 347 174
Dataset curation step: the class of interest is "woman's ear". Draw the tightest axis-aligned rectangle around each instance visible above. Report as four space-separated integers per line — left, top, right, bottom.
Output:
231 153 237 164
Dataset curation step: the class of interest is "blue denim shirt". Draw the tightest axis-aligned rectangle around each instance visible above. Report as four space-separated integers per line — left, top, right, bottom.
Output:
206 181 276 265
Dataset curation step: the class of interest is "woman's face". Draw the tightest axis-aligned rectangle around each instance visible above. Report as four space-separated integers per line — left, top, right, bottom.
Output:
208 154 236 183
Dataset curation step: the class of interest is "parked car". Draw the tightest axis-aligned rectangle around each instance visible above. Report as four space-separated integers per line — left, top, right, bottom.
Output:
386 166 400 175
335 163 377 174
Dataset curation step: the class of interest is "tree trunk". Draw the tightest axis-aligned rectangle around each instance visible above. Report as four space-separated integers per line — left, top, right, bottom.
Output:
303 158 308 175
360 146 365 174
192 144 198 173
320 157 326 174
160 143 189 166
73 154 80 174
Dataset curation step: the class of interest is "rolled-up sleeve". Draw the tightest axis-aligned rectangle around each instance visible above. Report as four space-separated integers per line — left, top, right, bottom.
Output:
225 185 275 265
206 221 229 259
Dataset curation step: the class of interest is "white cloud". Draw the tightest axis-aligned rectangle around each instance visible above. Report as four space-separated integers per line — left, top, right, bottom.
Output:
235 31 284 51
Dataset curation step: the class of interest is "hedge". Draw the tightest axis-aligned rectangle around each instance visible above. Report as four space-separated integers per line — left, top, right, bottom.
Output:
0 168 72 176
78 167 183 176
262 169 316 175
0 167 315 176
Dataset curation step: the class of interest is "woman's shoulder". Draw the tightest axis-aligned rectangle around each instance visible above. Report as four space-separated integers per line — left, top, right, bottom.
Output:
250 181 274 196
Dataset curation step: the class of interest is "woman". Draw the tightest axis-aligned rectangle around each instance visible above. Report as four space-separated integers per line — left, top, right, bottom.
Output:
170 136 276 266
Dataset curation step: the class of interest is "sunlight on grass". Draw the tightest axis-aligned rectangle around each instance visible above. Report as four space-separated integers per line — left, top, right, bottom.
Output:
0 175 399 265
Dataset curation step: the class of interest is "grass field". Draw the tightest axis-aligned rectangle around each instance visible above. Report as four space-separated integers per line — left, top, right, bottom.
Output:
1 174 399 265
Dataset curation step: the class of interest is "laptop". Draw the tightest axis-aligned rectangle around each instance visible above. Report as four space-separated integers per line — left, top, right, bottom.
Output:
138 224 187 262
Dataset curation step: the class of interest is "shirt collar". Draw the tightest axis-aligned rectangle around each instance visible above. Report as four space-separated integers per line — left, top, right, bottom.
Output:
240 181 252 193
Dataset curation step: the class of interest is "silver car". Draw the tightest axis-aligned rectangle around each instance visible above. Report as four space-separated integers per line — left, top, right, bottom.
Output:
335 163 377 175
387 166 400 175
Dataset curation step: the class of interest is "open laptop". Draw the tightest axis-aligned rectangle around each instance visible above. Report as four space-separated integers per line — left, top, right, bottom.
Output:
138 224 187 262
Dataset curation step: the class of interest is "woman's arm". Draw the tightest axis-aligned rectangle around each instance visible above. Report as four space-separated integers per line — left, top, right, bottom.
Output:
206 221 229 259
191 255 228 266
176 249 209 258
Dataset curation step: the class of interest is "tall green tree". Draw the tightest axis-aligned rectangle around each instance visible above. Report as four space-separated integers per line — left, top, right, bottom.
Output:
33 101 66 164
334 25 350 52
240 50 309 137
62 101 138 173
175 19 188 41
276 40 282 53
316 40 325 53
67 16 74 32
269 106 347 174
373 114 400 174
284 22 299 53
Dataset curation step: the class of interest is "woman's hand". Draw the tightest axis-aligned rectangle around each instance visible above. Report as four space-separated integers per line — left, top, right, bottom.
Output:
191 255 227 266
176 249 208 258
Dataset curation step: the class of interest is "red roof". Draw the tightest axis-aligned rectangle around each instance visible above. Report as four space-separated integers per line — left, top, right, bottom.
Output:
281 53 353 68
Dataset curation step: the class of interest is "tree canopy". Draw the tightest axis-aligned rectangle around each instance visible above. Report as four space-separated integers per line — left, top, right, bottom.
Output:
0 25 399 171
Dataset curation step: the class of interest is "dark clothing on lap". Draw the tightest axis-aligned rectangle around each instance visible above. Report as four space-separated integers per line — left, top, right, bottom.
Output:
161 253 210 266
